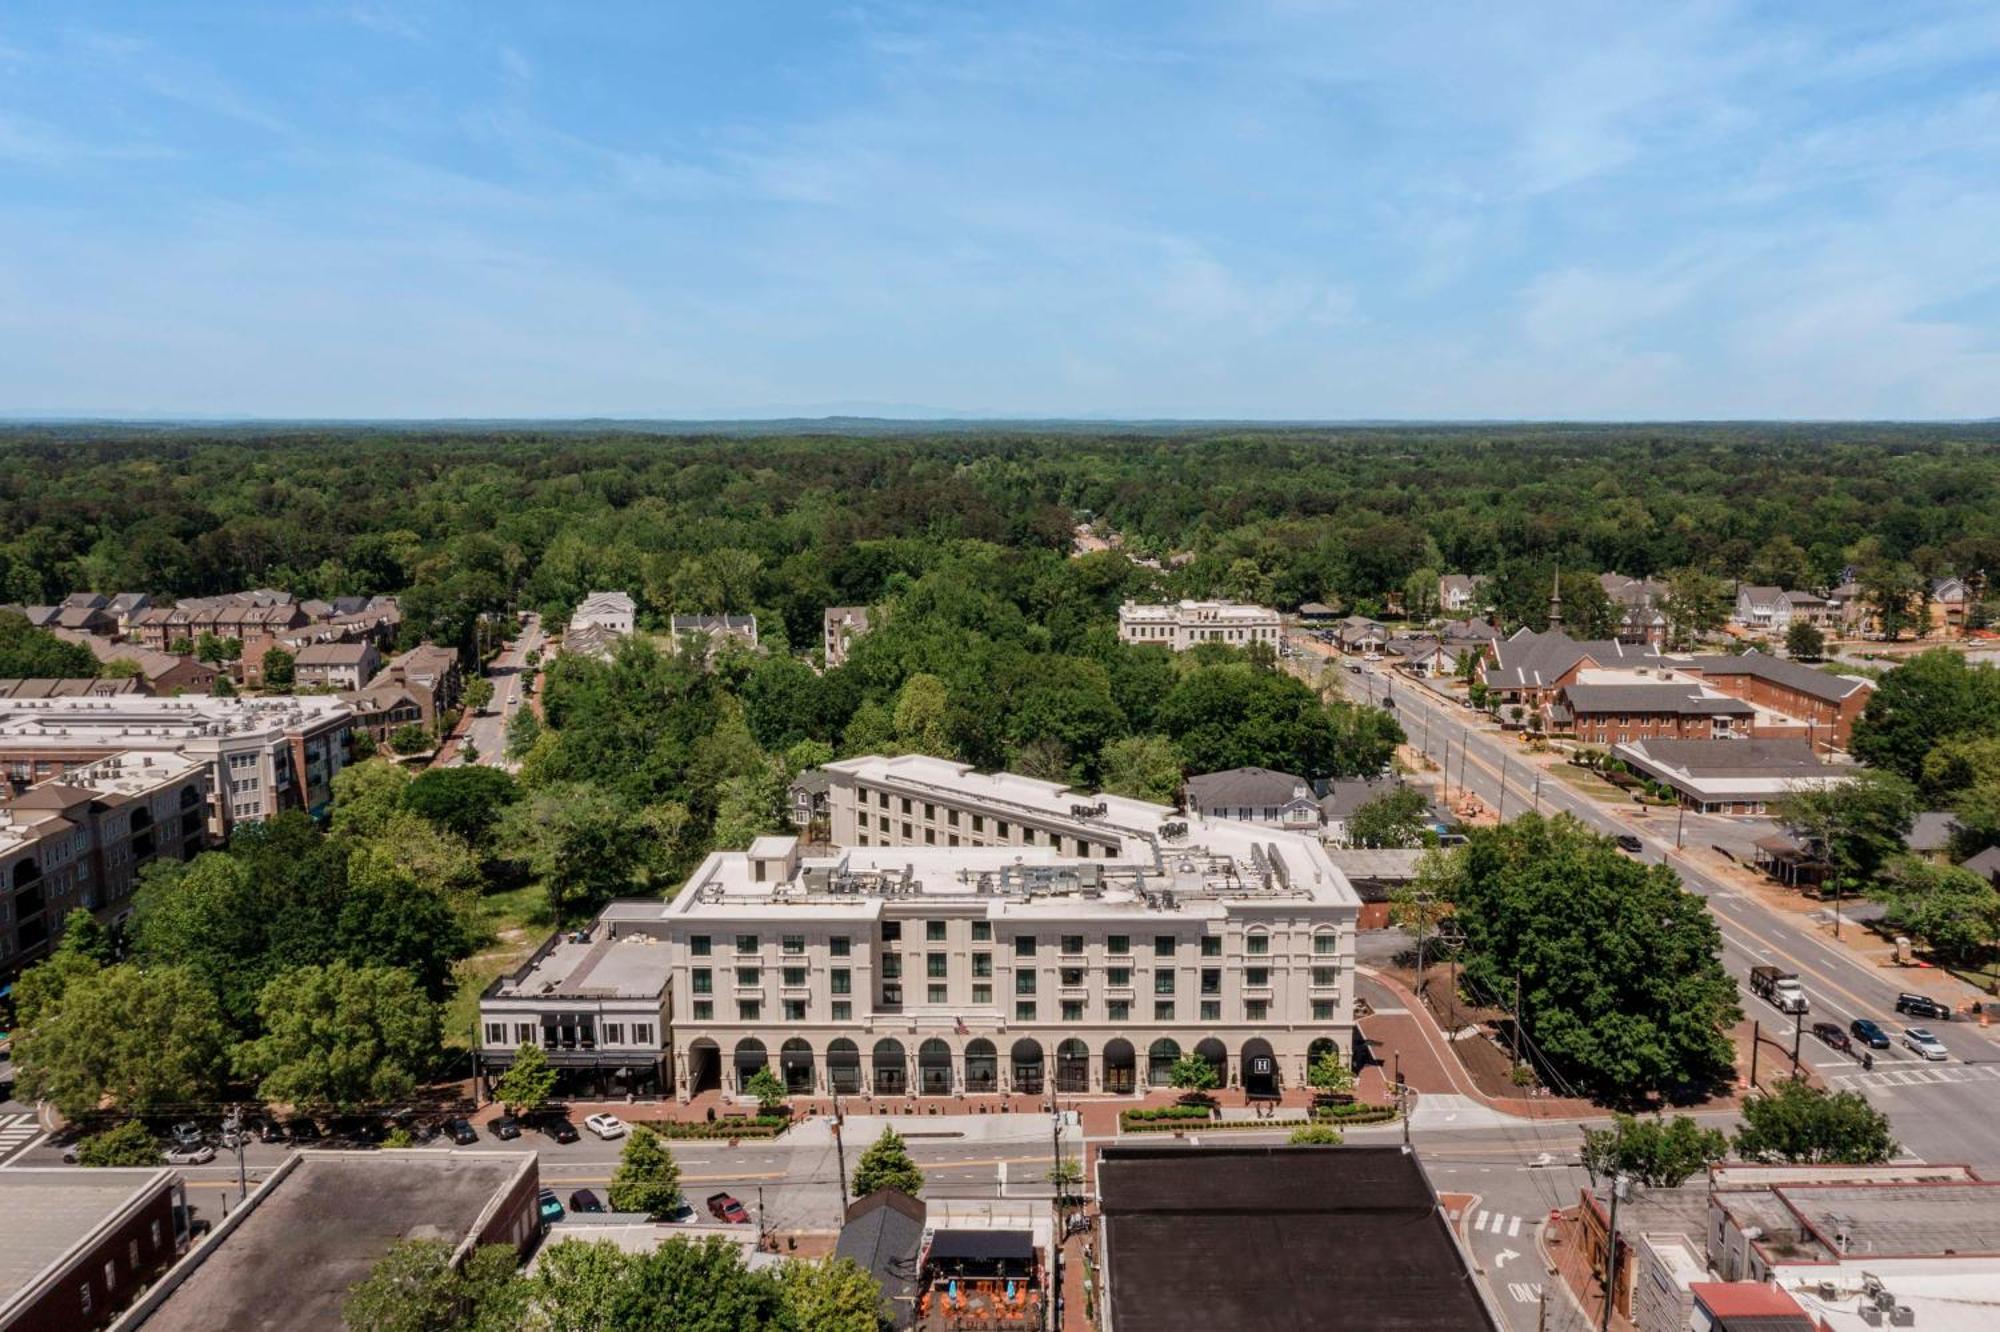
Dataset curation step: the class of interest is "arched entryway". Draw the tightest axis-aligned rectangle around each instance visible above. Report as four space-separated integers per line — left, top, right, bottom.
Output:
919 1039 954 1095
780 1038 815 1094
686 1038 722 1095
873 1039 906 1095
1147 1038 1181 1088
733 1038 768 1092
1194 1037 1228 1087
1055 1039 1090 1094
1241 1037 1279 1099
1103 1038 1136 1094
827 1039 861 1094
1307 1037 1339 1068
1011 1038 1044 1095
964 1039 998 1093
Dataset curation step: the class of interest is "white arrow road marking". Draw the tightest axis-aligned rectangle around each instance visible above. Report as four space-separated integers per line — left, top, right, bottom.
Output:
1494 1249 1520 1269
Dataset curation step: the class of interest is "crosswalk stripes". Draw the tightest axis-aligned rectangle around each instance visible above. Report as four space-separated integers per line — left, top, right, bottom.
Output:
1828 1063 2000 1092
1469 1209 1525 1238
0 1112 44 1162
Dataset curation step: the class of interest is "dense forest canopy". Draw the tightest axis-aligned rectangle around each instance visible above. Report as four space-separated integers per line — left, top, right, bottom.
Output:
6 425 2000 653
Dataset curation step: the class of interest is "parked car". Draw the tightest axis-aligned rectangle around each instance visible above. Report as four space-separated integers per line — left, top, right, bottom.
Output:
443 1118 478 1146
1346 663 1362 674
168 1121 206 1149
1614 834 1643 854
584 1114 627 1140
1895 992 1953 1021
537 1189 565 1224
1810 1021 1851 1053
1849 1018 1891 1049
165 1143 216 1166
490 1115 522 1141
662 1200 696 1224
707 1192 751 1225
568 1189 605 1214
1902 1027 1949 1061
539 1116 580 1145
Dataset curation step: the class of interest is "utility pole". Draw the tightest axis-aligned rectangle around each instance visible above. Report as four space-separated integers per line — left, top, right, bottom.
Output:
1790 1015 1804 1080
1601 1175 1628 1332
1513 972 1524 1071
1050 1090 1065 1331
1399 1080 1411 1148
1498 754 1510 821
224 1104 248 1203
1533 772 1542 814
1675 801 1686 851
832 1092 850 1215
1749 1020 1760 1089
1457 739 1469 807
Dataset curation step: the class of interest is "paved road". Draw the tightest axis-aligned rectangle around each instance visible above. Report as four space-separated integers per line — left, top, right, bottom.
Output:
1314 643 2000 1175
460 612 543 770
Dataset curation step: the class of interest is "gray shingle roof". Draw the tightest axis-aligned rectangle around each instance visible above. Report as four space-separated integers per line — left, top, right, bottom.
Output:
1560 683 1753 716
1688 650 1871 704
1184 767 1313 810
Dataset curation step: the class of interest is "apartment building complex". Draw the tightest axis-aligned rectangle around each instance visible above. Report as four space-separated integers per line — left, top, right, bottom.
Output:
478 754 1360 1103
1116 600 1281 652
0 751 208 971
0 695 351 837
823 605 871 668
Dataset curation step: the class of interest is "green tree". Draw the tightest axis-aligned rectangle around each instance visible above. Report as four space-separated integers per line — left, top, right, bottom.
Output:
608 1236 783 1332
389 722 432 755
743 1067 789 1116
331 759 412 838
263 645 296 688
493 1043 560 1116
76 1120 163 1167
711 758 790 850
891 673 953 757
1580 1114 1729 1188
783 738 835 776
55 907 115 966
1444 816 1740 1101
777 1257 890 1332
169 636 194 656
405 766 520 848
465 677 496 713
1853 650 2000 790
196 631 228 665
1166 1053 1220 1098
608 1127 685 1218
1784 621 1826 662
504 706 542 761
1289 1124 1344 1146
13 918 111 1026
235 962 439 1112
343 1238 521 1332
497 782 687 926
1402 567 1439 623
0 610 97 677
1097 734 1183 802
851 1127 925 1198
1305 1049 1355 1099
1733 1080 1897 1165
1661 568 1730 650
1345 786 1435 848
1772 769 1919 900
1878 859 2000 966
521 1240 637 1332
12 963 229 1118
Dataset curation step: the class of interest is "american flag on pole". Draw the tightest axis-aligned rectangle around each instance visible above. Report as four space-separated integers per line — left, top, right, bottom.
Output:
954 1015 969 1035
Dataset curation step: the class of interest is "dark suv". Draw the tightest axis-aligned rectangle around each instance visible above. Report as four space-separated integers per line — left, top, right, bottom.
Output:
538 1115 580 1145
1895 992 1953 1022
1849 1018 1891 1049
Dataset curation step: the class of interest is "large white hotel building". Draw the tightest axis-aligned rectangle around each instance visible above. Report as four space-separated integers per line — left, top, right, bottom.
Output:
477 754 1359 1102
1116 599 1282 652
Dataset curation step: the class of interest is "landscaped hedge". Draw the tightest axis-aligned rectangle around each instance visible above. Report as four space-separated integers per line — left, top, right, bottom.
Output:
1118 1102 1398 1132
1119 1105 1215 1128
1122 1116 1313 1134
1314 1103 1398 1125
641 1116 790 1141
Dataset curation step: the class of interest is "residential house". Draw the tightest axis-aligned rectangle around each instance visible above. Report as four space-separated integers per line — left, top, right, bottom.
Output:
51 598 115 635
1732 586 1835 634
823 605 872 669
337 680 426 748
1117 600 1282 652
834 1189 926 1330
1930 576 1974 635
367 642 463 727
1906 811 1960 862
0 678 141 700
1962 845 2000 886
106 592 151 635
1317 777 1402 847
1437 574 1489 615
1182 767 1322 832
49 631 217 696
670 614 759 655
1385 633 1457 677
3 605 61 629
1599 574 1671 648
1294 601 1340 624
787 768 832 831
293 640 382 692
1335 616 1389 654
571 591 636 636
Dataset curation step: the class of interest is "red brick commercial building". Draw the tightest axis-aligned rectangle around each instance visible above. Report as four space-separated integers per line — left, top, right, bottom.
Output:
1683 652 1872 752
0 1168 190 1332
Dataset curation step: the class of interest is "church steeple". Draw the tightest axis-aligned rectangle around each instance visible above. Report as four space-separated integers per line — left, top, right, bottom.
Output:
1547 569 1563 631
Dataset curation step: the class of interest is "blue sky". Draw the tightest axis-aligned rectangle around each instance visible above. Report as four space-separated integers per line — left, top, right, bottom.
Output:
1 2 1996 419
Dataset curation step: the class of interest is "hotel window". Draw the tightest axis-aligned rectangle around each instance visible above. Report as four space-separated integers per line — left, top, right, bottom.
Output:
1200 1000 1221 1022
735 934 759 953
924 828 935 844
1312 1001 1336 1021
972 984 992 1004
1201 936 1221 958
972 953 993 978
1015 935 1037 957
1314 933 1337 955
783 967 807 987
1021 828 1035 846
1060 968 1085 987
902 823 913 839
900 797 912 813
1154 1001 1174 1021
997 821 1011 838
692 969 712 994
782 935 804 954
484 1022 506 1045
1108 934 1129 955
882 955 902 979
1061 1000 1085 1022
831 935 850 957
882 921 901 942
929 984 948 1003
783 1000 807 1021
831 1001 851 1021
739 1001 760 1021
1245 1000 1269 1022
1154 972 1176 995
1016 1001 1037 1021
1312 967 1338 988
1061 934 1084 955
1016 972 1037 996
972 815 985 832
1200 969 1221 996
948 809 960 827
736 967 759 987
1154 935 1176 958
603 1023 625 1044
972 921 992 942
831 969 851 995
1246 967 1270 988
927 953 947 978
1107 1000 1130 1021
1107 966 1131 987
1246 933 1269 956
693 1001 712 1020
879 815 889 832
927 920 947 942
633 1024 653 1044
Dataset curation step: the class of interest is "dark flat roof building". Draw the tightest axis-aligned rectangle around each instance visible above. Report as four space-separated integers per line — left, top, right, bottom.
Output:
1096 1144 1502 1332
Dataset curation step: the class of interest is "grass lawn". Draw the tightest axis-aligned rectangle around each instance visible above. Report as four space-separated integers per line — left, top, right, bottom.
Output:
443 883 549 1050
1544 763 1629 802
